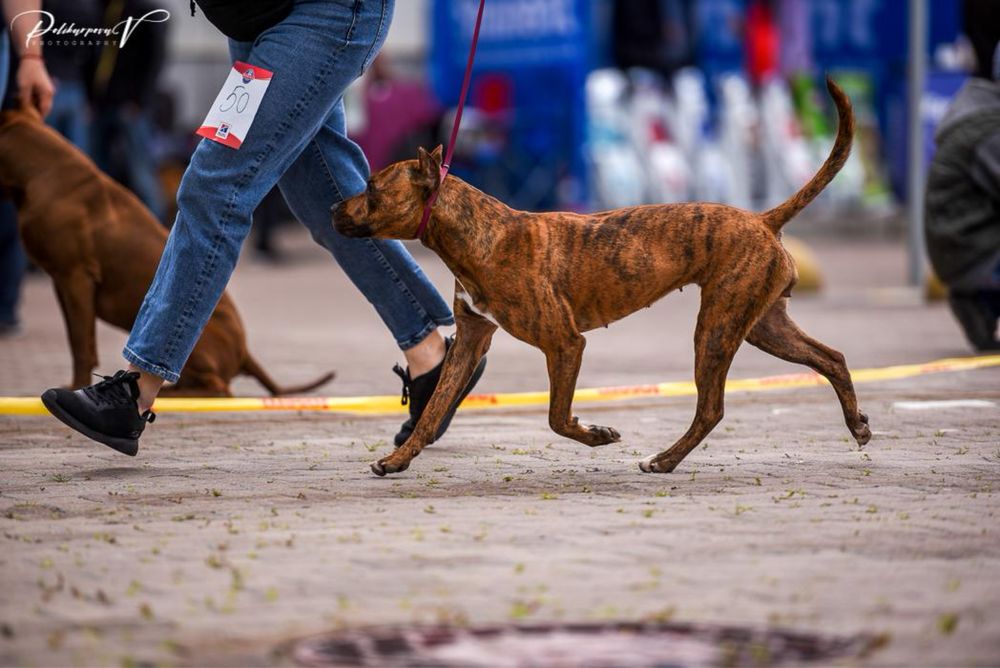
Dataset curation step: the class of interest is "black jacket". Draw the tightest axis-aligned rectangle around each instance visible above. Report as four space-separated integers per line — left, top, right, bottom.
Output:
92 0 166 109
925 78 1000 286
42 0 102 84
191 0 292 42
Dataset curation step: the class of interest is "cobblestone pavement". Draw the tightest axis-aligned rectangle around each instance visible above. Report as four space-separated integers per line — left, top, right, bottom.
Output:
1 233 998 666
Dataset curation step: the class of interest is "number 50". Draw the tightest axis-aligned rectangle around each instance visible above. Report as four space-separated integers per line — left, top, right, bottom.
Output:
220 85 250 113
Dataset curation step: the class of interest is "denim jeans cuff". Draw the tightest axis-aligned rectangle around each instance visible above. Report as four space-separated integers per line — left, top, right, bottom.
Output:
122 345 181 383
396 316 455 351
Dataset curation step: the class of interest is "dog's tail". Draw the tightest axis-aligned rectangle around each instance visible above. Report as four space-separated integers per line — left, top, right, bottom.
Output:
243 355 336 396
759 77 855 233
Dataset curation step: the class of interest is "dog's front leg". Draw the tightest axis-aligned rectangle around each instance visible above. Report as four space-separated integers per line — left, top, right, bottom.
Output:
543 335 621 446
52 273 98 388
370 298 497 476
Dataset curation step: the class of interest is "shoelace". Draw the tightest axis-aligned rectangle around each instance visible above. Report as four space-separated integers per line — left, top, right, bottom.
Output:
85 371 136 406
84 371 156 423
392 364 411 407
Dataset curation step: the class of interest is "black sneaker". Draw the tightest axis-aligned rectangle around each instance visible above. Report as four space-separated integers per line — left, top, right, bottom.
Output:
392 336 487 447
41 370 156 456
949 292 1000 351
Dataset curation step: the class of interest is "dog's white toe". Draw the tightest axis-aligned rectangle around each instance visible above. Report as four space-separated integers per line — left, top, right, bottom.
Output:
638 455 657 473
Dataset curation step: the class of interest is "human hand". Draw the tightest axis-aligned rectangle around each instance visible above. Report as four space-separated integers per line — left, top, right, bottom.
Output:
17 57 55 117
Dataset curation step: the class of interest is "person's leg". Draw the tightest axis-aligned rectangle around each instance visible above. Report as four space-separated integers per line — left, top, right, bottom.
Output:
63 82 91 155
224 8 453 377
275 97 453 375
41 0 464 456
123 112 165 220
0 199 26 333
120 0 408 409
0 30 24 335
46 81 90 152
0 30 7 98
253 16 481 445
252 187 288 260
947 250 1000 351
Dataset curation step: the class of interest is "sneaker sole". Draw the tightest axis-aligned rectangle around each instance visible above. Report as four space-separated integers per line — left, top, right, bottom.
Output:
41 390 139 456
394 354 488 448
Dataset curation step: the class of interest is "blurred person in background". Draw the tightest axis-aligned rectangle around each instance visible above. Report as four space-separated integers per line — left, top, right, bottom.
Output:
251 186 295 262
612 0 694 80
89 0 166 221
41 0 480 457
0 0 55 337
925 0 1000 351
42 0 100 151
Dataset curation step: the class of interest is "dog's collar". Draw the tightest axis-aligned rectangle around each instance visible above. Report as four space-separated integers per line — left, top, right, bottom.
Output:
415 165 449 240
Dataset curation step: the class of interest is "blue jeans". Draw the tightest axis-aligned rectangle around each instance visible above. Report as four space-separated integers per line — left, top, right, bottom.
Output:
124 0 453 383
47 80 90 153
0 29 27 327
91 109 165 221
0 30 7 106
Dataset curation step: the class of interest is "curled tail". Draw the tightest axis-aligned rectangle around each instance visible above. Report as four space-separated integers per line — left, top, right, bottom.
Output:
243 354 336 396
760 76 855 233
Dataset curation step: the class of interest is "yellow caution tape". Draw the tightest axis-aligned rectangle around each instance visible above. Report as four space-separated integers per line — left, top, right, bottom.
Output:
2 354 998 417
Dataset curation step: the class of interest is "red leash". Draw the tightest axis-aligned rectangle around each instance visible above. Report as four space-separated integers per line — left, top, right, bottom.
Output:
415 0 486 240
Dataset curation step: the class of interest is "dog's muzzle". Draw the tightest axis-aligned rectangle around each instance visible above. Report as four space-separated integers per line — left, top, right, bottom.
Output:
331 203 373 238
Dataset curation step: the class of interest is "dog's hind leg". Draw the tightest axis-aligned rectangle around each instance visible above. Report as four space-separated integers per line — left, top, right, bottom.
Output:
745 298 870 446
371 298 497 476
640 284 772 473
542 334 621 446
52 274 98 388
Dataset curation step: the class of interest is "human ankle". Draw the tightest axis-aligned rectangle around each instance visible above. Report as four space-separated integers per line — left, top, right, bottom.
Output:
404 331 447 378
127 364 164 413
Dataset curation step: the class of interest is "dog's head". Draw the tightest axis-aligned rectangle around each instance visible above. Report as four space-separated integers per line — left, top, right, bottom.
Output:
332 145 443 239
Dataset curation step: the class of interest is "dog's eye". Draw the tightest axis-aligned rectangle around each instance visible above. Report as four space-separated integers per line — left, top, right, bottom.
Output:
366 182 377 211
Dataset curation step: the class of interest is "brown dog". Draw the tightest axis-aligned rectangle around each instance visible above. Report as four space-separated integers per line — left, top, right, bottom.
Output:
0 105 334 396
334 78 869 475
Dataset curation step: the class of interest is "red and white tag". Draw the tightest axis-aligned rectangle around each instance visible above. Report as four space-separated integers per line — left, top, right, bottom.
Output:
196 61 274 149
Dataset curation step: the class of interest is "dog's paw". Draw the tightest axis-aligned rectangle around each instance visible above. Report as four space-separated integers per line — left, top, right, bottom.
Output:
638 455 676 473
850 411 871 446
370 456 410 477
586 424 621 446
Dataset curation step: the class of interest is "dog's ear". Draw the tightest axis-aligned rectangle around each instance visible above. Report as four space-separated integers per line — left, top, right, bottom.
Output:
416 145 444 191
15 96 43 123
0 98 39 133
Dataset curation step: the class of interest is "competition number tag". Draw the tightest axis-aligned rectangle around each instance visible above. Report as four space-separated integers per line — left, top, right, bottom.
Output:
196 61 273 149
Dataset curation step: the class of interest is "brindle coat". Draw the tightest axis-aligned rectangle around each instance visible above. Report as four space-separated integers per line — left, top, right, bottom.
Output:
334 78 869 475
0 105 334 396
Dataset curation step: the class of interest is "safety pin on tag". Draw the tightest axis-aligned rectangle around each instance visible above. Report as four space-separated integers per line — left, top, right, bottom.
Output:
196 61 274 150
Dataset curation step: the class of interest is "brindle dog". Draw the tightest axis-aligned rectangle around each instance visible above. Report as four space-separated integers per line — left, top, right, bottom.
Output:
333 77 869 476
